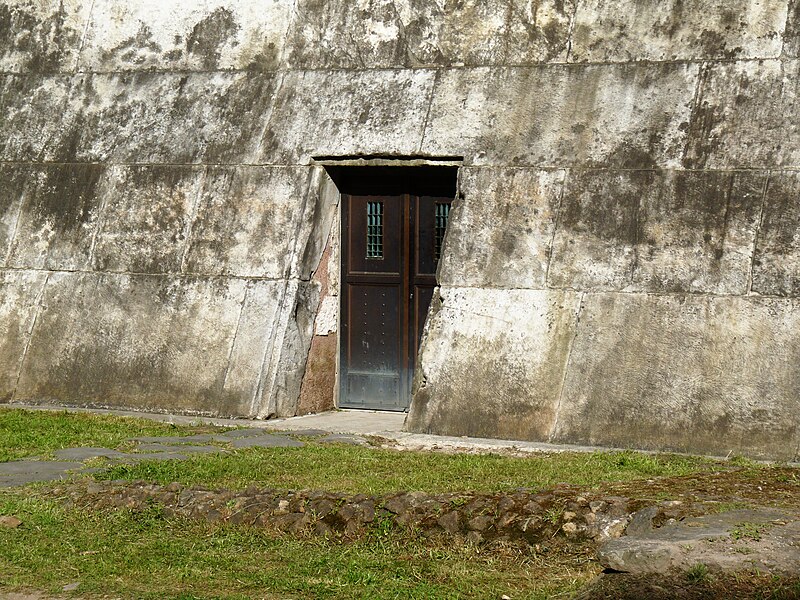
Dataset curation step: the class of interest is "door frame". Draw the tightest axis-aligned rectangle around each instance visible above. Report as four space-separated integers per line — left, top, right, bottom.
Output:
320 161 460 412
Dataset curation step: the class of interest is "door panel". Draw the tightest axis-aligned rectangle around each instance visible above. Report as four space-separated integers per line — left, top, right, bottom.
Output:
345 194 404 275
338 167 456 411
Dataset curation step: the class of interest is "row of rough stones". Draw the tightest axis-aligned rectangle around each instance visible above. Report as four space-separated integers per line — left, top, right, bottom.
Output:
45 480 690 544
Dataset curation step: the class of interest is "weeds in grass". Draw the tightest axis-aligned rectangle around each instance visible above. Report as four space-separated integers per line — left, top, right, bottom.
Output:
686 563 711 584
706 500 752 514
730 522 771 542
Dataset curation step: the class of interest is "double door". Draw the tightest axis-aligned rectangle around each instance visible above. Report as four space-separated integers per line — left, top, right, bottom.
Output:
339 167 456 411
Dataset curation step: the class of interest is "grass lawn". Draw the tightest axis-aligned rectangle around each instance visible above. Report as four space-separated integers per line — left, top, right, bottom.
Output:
0 407 217 462
0 407 797 599
99 443 716 495
0 492 595 599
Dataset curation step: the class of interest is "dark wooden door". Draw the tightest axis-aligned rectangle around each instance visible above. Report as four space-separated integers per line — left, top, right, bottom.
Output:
338 167 456 411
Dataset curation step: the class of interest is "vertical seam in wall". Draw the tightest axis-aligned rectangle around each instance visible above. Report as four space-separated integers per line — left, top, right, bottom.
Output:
35 74 75 163
73 0 96 73
747 171 771 295
86 164 114 269
780 1 793 58
718 171 735 289
178 166 207 274
501 0 514 65
220 280 250 392
11 272 51 401
564 0 580 62
417 69 439 153
548 290 585 443
544 168 568 288
252 70 286 164
250 278 290 417
681 61 708 167
275 0 300 67
250 168 316 417
2 182 29 268
628 173 644 287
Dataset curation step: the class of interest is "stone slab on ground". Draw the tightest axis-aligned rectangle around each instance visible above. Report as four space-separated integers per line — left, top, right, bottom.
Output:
228 435 305 449
0 460 83 487
599 508 800 575
53 448 131 461
134 443 229 454
217 428 275 439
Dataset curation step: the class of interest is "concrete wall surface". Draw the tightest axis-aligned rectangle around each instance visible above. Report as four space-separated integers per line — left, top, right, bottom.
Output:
1 0 798 458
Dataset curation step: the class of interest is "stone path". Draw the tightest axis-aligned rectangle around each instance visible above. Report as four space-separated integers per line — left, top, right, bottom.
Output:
0 428 369 488
599 507 800 575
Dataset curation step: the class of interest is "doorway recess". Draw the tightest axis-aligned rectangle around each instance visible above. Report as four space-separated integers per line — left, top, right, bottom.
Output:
324 163 458 411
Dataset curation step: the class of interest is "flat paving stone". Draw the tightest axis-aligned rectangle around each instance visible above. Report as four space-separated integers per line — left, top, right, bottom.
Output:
54 448 131 461
229 435 305 449
132 434 226 444
0 460 84 487
135 443 228 454
599 508 800 575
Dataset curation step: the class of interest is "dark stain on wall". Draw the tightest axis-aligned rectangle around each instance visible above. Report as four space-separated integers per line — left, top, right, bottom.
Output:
0 2 82 72
784 0 800 57
187 8 240 70
682 64 723 169
100 23 163 67
752 173 800 296
5 164 105 270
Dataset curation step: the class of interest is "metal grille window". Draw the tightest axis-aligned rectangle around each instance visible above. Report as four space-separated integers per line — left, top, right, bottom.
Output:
366 201 384 259
434 202 450 261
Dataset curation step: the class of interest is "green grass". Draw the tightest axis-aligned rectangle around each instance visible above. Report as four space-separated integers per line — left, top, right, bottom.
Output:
0 492 594 599
0 408 213 463
98 443 715 495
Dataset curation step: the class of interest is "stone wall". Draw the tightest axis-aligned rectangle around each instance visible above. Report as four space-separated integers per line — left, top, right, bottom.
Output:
1 0 798 458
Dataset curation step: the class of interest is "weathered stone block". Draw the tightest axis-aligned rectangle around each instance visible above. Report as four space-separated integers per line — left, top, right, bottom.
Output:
571 0 788 62
13 272 284 416
0 74 72 161
548 169 765 294
183 167 313 278
421 63 698 167
783 0 800 57
91 166 204 274
258 69 435 164
752 172 800 296
260 280 320 418
0 165 27 263
284 0 573 69
77 0 291 72
0 270 48 401
0 0 92 73
504 0 575 64
46 71 276 163
684 59 800 169
439 167 565 288
406 287 581 440
5 164 107 271
554 293 800 460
